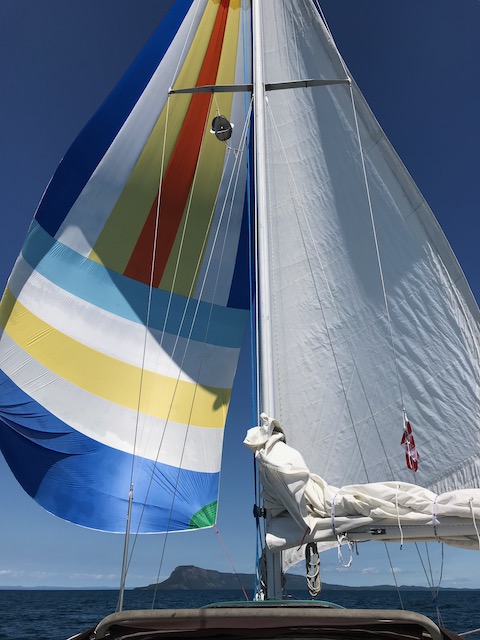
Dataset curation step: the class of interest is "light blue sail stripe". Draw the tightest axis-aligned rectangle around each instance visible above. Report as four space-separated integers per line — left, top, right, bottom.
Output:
21 221 248 348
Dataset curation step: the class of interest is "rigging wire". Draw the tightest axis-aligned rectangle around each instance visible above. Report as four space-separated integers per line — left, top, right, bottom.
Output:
120 3 206 590
265 100 373 482
117 91 173 612
320 0 409 462
312 0 334 39
332 13 445 613
123 98 254 605
119 92 183 581
170 0 204 88
263 36 410 600
383 543 405 610
214 525 249 601
309 12 447 612
261 0 394 482
152 99 252 577
245 96 262 595
127 0 204 492
348 84 406 412
316 0 406 476
414 542 445 627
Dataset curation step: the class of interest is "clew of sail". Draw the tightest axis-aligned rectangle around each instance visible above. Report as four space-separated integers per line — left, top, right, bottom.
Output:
246 0 480 555
0 0 252 533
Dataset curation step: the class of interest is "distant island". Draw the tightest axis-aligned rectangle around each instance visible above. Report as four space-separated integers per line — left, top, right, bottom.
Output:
135 565 307 591
1 565 478 591
134 565 473 592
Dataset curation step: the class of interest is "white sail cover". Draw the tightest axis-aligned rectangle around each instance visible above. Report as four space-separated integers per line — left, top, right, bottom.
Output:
246 416 480 555
257 0 479 499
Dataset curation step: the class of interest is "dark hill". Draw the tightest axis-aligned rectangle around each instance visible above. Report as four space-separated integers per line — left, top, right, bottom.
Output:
134 565 478 592
135 565 308 591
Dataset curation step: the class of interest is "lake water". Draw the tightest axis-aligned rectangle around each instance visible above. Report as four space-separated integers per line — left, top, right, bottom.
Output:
0 588 478 640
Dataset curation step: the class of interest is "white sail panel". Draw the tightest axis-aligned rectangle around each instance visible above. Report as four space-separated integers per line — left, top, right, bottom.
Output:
260 0 480 492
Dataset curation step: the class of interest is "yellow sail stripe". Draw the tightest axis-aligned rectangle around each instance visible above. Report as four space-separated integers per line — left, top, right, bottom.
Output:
0 290 229 428
160 1 242 296
89 0 222 272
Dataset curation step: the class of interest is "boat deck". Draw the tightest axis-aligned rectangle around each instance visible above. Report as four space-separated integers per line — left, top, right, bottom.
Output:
69 603 461 640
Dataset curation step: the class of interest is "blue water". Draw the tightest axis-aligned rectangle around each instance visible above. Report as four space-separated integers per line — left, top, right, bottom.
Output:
0 588 478 640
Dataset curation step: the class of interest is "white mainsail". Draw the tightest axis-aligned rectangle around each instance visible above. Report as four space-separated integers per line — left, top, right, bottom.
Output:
248 0 480 559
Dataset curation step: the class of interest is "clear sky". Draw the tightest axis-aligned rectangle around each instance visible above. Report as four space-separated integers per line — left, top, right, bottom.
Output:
0 1 479 592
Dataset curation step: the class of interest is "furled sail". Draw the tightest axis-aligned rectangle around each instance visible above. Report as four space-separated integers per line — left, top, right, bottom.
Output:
0 0 252 533
245 416 480 555
256 0 479 504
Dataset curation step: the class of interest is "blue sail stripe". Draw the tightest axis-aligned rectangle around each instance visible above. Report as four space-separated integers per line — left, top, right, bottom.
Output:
0 369 217 533
35 0 194 237
20 221 248 348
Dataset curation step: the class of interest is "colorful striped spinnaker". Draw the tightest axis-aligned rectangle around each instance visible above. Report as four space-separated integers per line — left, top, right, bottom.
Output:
0 0 252 533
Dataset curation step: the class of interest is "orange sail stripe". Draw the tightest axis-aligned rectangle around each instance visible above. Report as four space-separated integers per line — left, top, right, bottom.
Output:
124 0 230 287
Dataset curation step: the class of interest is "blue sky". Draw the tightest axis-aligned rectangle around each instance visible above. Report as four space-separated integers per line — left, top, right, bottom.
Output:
0 1 479 592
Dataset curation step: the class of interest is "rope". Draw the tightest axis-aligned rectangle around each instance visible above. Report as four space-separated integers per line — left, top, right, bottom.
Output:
305 542 321 598
117 93 174 606
349 84 405 411
336 535 354 569
414 542 434 590
150 104 254 605
170 0 203 88
469 498 480 549
427 542 445 628
214 525 249 601
124 98 252 606
331 493 338 538
432 495 439 540
413 540 445 623
264 5 404 492
312 0 334 39
265 103 371 483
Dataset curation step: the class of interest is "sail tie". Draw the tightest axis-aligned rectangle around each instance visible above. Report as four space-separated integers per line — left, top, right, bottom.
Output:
432 495 440 540
330 492 338 538
468 498 480 549
395 484 404 549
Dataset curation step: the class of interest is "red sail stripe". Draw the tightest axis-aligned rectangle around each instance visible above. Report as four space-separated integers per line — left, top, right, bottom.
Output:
124 0 230 287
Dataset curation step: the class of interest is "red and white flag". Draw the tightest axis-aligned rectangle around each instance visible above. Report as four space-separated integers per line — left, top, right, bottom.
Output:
401 412 420 472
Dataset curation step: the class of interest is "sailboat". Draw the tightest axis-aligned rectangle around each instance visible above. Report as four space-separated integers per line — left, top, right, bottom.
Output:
0 1 479 638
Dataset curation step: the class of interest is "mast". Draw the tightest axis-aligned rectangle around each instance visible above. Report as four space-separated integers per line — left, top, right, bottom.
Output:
252 0 283 599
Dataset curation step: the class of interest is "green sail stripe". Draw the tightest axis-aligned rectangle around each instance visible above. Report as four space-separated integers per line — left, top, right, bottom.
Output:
189 501 218 529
